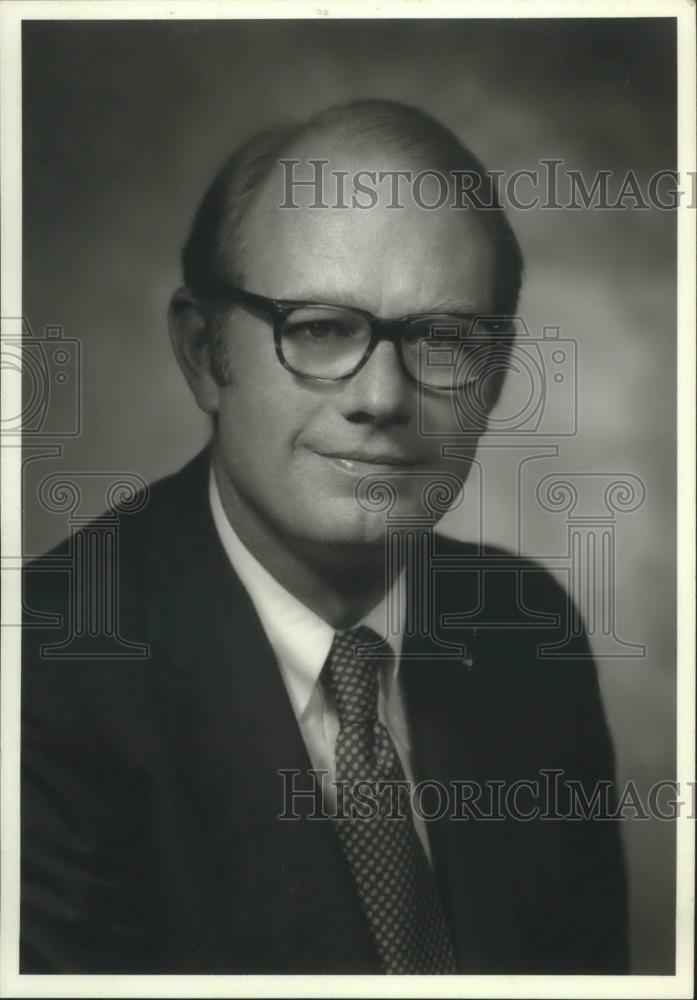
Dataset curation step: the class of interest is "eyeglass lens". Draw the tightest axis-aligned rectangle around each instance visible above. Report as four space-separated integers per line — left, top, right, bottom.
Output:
279 306 488 388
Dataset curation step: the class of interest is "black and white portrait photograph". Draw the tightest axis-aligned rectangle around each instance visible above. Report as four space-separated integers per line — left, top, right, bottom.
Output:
0 2 694 997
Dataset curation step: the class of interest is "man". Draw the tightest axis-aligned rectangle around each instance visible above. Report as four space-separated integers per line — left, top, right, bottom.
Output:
21 100 629 974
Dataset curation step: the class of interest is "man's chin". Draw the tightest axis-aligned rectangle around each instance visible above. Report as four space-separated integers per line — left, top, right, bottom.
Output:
286 495 439 551
294 513 390 551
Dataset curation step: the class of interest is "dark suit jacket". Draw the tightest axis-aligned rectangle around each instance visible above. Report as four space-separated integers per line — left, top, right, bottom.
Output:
21 448 629 974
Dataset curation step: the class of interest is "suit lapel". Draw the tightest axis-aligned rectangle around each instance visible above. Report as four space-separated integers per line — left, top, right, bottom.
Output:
401 554 527 972
143 451 378 971
140 452 528 971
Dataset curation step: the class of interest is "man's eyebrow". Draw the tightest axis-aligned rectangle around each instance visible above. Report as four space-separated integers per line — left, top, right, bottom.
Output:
281 290 484 314
425 298 483 314
280 289 370 309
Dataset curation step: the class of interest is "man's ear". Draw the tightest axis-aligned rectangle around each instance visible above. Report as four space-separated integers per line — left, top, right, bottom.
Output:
168 287 222 415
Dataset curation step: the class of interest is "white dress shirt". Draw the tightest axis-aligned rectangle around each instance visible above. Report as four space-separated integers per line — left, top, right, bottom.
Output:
209 466 432 861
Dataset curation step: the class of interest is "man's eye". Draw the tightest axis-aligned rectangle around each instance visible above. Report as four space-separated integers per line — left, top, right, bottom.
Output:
302 321 342 339
287 319 354 340
405 318 470 345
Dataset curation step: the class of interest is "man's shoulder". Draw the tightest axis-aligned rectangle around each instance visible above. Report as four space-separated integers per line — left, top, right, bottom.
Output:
21 448 211 687
432 532 571 620
24 447 210 581
21 450 213 739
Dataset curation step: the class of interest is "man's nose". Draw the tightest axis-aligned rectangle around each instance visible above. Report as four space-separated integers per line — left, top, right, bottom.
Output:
340 339 412 426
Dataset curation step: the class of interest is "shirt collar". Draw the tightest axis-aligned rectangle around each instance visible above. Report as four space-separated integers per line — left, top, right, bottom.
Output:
208 465 406 719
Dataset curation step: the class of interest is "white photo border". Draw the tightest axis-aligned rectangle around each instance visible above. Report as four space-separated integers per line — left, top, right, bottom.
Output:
1 2 694 997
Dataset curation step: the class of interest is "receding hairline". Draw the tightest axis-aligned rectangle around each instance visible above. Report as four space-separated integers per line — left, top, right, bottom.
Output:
181 99 524 396
182 99 523 314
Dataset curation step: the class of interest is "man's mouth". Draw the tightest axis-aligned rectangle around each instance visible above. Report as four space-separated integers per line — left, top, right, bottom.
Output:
314 450 420 473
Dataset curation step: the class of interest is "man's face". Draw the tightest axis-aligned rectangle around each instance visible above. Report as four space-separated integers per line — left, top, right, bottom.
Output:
209 145 496 553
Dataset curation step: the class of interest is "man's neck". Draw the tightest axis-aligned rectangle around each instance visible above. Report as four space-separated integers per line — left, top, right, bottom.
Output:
211 454 398 629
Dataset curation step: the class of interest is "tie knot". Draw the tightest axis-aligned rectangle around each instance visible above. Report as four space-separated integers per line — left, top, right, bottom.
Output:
324 625 392 727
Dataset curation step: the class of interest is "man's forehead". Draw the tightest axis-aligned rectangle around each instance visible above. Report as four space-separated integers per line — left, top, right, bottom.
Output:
230 132 494 309
238 183 495 315
260 129 450 210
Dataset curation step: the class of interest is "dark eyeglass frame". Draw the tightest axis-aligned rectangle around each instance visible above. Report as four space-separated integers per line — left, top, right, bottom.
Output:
209 282 506 391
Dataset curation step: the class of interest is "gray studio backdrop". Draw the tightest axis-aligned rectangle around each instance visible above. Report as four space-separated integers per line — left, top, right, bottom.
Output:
21 18 676 973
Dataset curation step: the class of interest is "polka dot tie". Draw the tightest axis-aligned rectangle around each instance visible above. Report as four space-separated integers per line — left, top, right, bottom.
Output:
324 625 457 974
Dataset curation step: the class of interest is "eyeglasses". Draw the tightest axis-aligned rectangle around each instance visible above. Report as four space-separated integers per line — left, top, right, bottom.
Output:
212 283 507 391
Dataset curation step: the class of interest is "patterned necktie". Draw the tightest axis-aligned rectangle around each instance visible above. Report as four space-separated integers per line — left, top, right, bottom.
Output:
324 625 457 974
